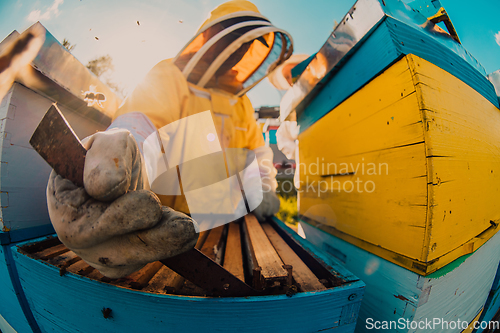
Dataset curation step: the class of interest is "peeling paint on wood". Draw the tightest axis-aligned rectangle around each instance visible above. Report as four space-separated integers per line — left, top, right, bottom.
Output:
301 221 500 333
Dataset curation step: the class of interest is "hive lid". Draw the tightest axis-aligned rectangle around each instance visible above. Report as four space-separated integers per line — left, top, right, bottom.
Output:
0 22 121 123
280 0 491 124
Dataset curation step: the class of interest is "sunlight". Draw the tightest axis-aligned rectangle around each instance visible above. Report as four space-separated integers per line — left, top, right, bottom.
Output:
98 20 183 95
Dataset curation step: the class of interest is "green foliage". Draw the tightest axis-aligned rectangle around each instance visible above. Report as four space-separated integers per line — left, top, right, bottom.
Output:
86 55 113 77
62 38 75 52
276 194 298 226
85 55 124 98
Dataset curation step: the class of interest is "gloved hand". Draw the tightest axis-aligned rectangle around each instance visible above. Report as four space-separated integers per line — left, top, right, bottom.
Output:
47 129 198 278
252 191 280 222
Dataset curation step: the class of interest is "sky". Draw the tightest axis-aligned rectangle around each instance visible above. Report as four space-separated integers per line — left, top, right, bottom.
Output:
0 0 499 108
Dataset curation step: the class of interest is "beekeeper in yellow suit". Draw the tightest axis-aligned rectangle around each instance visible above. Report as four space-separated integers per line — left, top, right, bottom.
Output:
46 0 293 278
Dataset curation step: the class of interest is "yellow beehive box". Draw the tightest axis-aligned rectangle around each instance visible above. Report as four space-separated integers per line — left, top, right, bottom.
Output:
298 54 500 275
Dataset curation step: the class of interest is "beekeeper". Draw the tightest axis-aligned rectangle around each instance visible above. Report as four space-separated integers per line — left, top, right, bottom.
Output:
47 0 293 278
268 54 309 189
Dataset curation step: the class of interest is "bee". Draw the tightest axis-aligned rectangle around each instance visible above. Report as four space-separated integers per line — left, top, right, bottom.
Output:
101 307 112 319
82 85 106 108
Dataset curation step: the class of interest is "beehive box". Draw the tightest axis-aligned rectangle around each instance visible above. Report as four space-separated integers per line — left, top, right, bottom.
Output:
475 263 500 332
300 220 500 333
0 23 118 333
298 54 500 275
280 0 497 132
0 22 117 244
0 22 366 333
11 217 365 333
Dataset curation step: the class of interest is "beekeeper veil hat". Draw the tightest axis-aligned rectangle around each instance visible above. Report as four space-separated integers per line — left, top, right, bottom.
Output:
173 0 293 96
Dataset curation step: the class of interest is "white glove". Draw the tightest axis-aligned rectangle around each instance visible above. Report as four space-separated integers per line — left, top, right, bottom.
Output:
251 146 280 221
47 129 198 278
252 191 280 222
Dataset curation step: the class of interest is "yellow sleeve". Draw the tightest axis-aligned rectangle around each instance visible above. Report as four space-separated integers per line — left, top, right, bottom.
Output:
114 60 190 129
240 95 265 150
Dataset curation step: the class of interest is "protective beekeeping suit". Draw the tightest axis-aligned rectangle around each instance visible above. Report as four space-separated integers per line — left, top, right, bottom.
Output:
268 54 309 189
47 0 293 278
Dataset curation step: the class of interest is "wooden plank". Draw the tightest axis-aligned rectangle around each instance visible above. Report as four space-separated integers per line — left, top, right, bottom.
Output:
156 230 210 293
240 216 258 287
35 244 69 260
12 238 365 333
244 214 287 284
66 260 94 276
46 251 80 268
143 266 181 294
127 261 164 290
200 225 225 262
17 236 61 255
86 268 108 281
262 223 325 292
223 222 244 281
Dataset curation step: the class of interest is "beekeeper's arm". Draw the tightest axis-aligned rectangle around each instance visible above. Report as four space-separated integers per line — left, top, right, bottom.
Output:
242 96 280 221
46 61 198 279
116 62 280 222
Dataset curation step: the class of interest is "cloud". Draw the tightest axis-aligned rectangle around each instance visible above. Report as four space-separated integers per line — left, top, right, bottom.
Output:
495 32 500 47
26 0 64 23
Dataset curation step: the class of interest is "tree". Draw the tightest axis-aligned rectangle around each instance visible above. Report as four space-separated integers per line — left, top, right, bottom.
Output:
86 55 124 98
62 38 76 52
86 55 113 77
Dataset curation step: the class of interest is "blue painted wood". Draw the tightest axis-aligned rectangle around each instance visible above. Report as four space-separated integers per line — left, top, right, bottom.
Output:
271 217 359 284
0 313 18 333
475 264 500 332
299 222 419 332
0 245 39 333
406 0 443 18
291 54 316 79
300 221 500 333
297 21 399 134
474 288 500 332
298 14 498 133
0 225 55 246
11 232 364 333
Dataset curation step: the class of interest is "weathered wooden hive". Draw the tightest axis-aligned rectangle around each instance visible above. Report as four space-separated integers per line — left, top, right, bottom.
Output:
279 0 500 331
0 22 117 333
0 23 365 333
13 216 365 332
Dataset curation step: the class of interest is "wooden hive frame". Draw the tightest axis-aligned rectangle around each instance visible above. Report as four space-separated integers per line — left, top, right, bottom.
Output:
11 217 365 332
18 216 343 297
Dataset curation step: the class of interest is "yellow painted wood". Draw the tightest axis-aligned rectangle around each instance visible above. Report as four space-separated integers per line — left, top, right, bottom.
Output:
461 310 482 333
407 54 500 262
299 57 428 261
299 54 500 274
